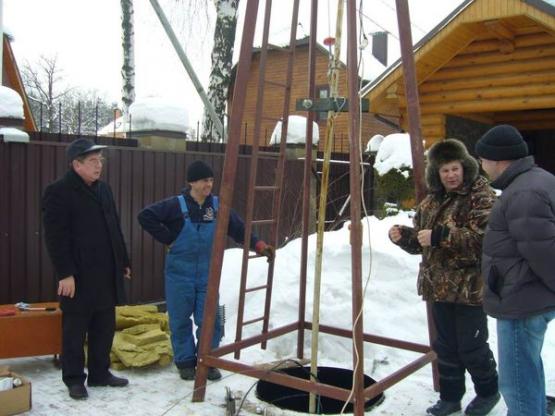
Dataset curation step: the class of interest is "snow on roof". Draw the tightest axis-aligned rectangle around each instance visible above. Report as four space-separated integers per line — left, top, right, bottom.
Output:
269 115 319 146
0 86 25 119
98 96 191 135
0 126 29 143
373 133 413 176
366 134 384 153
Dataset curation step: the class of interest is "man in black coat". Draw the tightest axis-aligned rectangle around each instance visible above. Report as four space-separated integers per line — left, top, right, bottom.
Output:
42 138 131 400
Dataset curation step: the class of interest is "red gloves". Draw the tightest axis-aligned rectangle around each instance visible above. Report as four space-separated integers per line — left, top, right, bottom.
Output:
255 241 275 263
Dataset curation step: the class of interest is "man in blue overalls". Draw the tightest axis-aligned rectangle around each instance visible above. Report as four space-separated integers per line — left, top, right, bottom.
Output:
138 160 275 380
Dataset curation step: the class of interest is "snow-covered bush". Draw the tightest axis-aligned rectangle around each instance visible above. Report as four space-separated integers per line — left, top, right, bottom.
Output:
372 133 415 217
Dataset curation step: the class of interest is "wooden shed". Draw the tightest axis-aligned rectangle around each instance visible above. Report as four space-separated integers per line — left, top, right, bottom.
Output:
360 0 555 172
2 33 36 132
230 37 398 153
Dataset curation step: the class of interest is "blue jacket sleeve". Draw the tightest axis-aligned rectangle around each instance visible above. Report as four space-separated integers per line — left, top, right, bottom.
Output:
227 208 260 250
137 196 182 245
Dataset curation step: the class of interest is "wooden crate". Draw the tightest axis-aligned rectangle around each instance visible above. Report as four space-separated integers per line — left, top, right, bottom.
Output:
0 302 61 359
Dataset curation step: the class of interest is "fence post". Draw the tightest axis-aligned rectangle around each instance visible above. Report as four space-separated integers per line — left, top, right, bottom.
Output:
113 109 117 138
95 102 99 137
77 101 81 135
58 101 62 139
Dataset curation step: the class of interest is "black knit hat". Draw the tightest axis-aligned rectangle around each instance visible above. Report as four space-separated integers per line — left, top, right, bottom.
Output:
67 138 106 161
187 160 214 182
475 124 528 161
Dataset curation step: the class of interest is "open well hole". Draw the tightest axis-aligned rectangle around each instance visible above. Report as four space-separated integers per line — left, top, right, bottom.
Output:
255 366 384 414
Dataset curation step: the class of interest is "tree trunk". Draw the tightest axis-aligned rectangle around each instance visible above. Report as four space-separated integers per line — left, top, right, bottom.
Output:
121 0 136 116
201 0 239 142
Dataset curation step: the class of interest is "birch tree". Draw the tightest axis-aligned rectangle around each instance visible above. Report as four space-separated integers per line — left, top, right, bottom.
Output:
201 0 240 142
121 0 135 115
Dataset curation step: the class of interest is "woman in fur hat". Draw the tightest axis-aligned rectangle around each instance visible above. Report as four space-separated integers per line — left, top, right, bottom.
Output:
388 139 500 416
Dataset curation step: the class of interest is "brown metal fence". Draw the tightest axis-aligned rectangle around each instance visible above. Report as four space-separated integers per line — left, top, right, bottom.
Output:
0 133 372 305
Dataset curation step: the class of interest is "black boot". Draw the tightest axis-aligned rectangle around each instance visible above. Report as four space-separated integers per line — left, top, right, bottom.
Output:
179 366 195 380
68 384 88 400
464 392 500 415
426 399 461 416
207 367 222 381
547 395 555 415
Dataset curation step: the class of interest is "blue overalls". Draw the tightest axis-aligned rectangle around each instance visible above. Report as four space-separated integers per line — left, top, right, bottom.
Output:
164 194 222 368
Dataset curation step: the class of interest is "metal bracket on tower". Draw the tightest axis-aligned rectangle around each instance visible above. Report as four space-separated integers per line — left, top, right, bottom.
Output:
295 97 369 113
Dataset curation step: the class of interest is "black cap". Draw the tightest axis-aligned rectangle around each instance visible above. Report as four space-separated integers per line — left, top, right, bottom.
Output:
66 138 107 161
187 160 214 182
475 124 528 161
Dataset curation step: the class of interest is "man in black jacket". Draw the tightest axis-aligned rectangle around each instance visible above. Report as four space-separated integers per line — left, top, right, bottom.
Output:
476 125 555 416
43 138 131 400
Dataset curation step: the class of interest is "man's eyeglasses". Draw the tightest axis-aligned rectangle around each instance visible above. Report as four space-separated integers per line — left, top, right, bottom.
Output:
82 156 105 166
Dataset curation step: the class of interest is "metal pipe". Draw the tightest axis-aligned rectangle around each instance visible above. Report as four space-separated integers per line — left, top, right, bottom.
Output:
395 0 426 202
298 0 318 364
192 0 260 402
346 0 365 414
148 0 225 140
395 0 439 392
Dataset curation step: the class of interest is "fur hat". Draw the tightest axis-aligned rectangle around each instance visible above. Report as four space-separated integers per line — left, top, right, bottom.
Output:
187 160 214 182
425 138 479 193
475 124 528 161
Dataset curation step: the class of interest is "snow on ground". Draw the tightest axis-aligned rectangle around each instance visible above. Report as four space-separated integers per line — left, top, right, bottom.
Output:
3 212 555 415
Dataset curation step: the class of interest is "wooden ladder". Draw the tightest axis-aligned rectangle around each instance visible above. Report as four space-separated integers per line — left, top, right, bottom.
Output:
234 0 301 359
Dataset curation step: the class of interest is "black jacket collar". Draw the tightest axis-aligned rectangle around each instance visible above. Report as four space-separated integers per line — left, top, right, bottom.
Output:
66 169 100 202
490 156 535 190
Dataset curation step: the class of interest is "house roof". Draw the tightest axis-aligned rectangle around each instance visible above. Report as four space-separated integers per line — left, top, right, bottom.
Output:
2 33 37 132
359 0 475 98
359 0 555 139
253 36 334 59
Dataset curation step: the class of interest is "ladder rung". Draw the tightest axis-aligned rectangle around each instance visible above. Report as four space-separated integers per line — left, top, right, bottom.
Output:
245 284 268 293
242 316 265 326
254 185 278 191
257 151 280 157
252 219 276 226
261 116 282 123
264 79 288 89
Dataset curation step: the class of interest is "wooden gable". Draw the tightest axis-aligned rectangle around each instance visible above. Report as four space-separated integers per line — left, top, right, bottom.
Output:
361 0 555 147
2 34 36 132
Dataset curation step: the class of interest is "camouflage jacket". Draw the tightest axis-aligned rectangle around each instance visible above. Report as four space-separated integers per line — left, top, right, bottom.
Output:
393 176 495 305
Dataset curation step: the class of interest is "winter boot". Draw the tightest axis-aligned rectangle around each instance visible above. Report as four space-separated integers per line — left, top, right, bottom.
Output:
179 366 195 380
547 395 555 415
207 367 222 381
426 399 462 416
464 392 500 415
